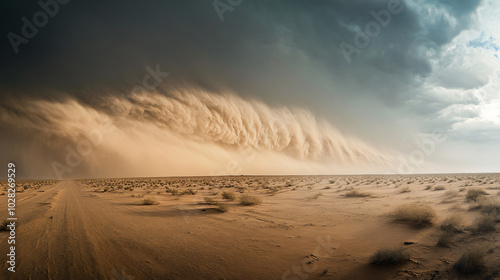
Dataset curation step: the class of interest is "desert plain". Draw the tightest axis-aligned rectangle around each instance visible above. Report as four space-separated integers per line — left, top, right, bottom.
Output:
0 174 499 280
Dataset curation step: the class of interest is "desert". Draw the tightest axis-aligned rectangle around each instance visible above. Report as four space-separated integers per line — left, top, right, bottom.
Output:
1 174 499 279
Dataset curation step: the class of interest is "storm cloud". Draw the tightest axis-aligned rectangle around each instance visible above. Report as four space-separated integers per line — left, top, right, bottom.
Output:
1 0 499 177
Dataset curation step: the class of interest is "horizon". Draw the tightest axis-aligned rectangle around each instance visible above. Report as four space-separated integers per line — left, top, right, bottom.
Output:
5 171 500 181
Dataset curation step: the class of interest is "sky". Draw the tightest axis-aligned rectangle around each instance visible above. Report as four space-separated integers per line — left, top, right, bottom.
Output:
0 0 499 179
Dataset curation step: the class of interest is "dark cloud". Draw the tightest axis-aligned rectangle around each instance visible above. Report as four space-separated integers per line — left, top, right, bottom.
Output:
0 0 483 102
0 0 488 154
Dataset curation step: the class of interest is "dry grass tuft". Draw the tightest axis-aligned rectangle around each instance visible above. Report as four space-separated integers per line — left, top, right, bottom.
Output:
440 214 464 233
478 198 500 216
344 190 371 198
181 189 197 195
444 190 458 198
141 197 159 205
222 191 235 201
474 215 496 233
454 248 486 274
466 188 487 202
392 204 436 227
204 196 217 205
399 187 411 193
437 231 454 247
215 203 229 212
370 247 410 265
239 194 262 206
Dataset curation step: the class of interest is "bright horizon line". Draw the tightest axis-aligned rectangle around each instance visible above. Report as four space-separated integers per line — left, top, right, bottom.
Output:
6 171 500 181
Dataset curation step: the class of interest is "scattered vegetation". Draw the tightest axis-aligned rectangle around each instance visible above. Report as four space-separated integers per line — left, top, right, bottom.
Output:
444 190 458 198
215 203 229 212
440 214 464 233
370 247 410 265
478 198 500 216
239 194 262 206
141 197 159 205
222 191 236 201
466 188 487 202
454 248 486 274
204 197 217 205
474 215 496 233
392 204 436 227
344 190 371 198
181 189 197 195
399 187 411 193
437 231 454 247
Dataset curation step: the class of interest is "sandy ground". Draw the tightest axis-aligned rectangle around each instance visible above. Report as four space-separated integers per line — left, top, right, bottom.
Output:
0 174 499 279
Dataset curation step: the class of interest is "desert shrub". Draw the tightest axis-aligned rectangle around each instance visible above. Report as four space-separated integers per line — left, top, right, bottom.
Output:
267 187 279 195
466 188 487 202
392 204 436 227
142 197 158 205
474 215 496 233
345 190 371 198
182 189 197 195
399 187 411 193
239 194 262 206
215 203 229 212
169 189 179 195
440 214 464 232
424 185 432 190
454 249 485 274
444 190 458 198
370 247 410 265
479 199 500 216
204 196 217 205
221 191 235 201
437 231 454 247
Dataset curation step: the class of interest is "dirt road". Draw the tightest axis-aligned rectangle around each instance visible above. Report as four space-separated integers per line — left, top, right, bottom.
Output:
0 181 193 279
